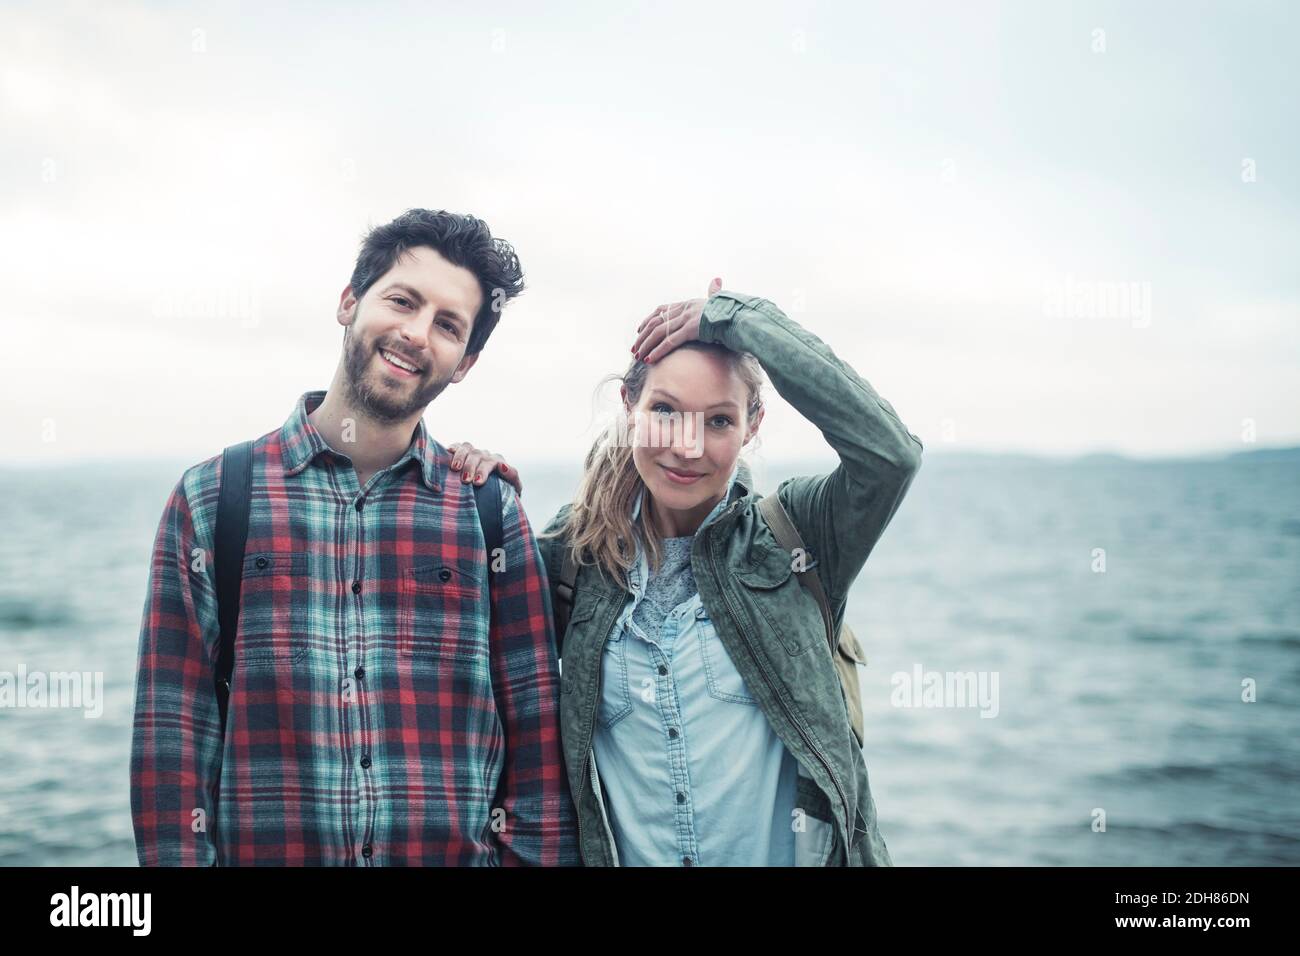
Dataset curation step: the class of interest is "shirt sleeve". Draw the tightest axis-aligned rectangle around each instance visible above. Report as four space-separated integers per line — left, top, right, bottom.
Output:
129 466 224 866
486 480 582 865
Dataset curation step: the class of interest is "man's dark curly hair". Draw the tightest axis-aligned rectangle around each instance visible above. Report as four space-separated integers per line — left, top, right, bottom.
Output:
348 208 525 356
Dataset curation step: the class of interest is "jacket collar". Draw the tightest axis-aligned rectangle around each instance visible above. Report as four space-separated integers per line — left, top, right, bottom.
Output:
279 389 444 493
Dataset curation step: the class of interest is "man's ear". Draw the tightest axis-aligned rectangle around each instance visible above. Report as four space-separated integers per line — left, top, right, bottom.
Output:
450 349 480 384
337 286 359 327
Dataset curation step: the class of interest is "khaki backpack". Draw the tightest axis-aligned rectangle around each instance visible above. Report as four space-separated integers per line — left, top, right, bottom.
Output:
757 494 868 749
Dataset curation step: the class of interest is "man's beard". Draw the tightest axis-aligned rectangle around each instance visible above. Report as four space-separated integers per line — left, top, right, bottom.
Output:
341 324 453 425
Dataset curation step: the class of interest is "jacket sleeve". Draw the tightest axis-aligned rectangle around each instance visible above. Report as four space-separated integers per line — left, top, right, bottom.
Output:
129 467 224 866
698 291 923 613
487 482 581 865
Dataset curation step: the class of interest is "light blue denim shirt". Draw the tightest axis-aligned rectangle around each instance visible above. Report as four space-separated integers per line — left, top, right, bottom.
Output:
591 465 799 866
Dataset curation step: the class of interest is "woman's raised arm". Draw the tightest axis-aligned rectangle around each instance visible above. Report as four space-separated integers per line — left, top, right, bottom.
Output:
682 290 923 611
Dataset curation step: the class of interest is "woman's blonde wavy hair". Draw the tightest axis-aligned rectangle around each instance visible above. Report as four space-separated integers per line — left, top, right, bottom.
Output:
542 341 765 584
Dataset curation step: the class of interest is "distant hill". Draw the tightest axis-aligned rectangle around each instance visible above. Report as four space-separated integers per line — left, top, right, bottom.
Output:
750 445 1300 474
917 446 1300 466
1221 446 1300 463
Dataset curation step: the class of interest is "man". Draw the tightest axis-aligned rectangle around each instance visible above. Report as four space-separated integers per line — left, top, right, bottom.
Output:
130 208 578 865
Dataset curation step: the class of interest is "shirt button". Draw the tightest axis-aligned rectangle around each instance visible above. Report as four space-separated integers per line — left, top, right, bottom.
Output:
682 856 693 866
438 568 452 582
354 666 365 680
254 556 268 570
355 498 364 512
668 728 679 739
676 792 686 804
361 844 373 859
360 754 371 769
352 580 362 594
658 665 668 676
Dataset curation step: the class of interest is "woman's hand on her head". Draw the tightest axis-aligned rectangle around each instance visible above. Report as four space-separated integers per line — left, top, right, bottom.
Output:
632 277 723 363
446 442 523 495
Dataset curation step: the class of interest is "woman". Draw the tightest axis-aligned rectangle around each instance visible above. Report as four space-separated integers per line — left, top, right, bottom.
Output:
450 278 922 866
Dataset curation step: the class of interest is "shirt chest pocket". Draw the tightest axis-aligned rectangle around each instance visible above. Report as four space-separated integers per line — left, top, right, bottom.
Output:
237 551 310 667
397 562 488 662
597 620 633 729
693 605 759 706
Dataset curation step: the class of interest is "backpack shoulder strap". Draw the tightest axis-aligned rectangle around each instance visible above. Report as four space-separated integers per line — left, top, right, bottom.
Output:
472 474 504 642
759 491 866 748
552 544 580 658
471 473 504 562
757 492 837 654
214 440 255 733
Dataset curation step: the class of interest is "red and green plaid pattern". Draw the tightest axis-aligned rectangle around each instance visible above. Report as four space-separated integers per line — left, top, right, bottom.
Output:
130 390 578 865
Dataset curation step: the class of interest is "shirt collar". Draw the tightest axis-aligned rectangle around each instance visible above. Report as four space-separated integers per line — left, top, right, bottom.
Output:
279 389 444 493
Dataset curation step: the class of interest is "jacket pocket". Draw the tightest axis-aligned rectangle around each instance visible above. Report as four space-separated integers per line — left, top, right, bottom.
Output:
397 562 488 661
237 551 309 667
695 606 759 705
734 542 818 657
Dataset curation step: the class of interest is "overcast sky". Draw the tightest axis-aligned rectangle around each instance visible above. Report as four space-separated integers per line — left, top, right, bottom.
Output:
2 0 1296 468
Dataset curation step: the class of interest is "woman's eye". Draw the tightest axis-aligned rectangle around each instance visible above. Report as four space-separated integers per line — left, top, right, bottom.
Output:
650 403 673 417
710 416 733 428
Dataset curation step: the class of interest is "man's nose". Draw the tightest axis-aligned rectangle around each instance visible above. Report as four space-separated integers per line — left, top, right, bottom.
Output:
398 309 430 350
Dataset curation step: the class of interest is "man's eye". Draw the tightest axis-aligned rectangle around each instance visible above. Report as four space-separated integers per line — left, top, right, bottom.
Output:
390 296 412 308
437 319 459 336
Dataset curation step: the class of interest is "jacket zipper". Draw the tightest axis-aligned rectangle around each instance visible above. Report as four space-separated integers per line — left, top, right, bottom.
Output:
708 519 852 856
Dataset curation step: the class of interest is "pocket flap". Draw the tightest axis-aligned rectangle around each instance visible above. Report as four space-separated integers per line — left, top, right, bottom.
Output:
735 544 794 589
568 599 597 625
407 562 480 590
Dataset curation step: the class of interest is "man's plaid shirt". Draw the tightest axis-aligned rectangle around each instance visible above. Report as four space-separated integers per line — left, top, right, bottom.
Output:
130 390 579 865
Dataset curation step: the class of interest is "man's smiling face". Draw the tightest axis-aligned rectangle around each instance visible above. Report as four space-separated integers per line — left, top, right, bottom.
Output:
338 245 484 423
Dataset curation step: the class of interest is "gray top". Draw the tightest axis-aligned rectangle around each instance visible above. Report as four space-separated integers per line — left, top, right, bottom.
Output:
631 534 695 654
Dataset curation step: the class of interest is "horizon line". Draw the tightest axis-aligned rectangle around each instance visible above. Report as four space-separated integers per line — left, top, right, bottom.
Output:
2 444 1297 471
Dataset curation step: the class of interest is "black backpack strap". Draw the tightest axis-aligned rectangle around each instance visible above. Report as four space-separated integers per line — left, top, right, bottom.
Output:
214 440 254 733
472 476 503 674
472 473 504 587
552 545 579 658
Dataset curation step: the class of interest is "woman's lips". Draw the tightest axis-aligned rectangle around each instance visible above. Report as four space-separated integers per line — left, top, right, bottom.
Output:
661 464 705 485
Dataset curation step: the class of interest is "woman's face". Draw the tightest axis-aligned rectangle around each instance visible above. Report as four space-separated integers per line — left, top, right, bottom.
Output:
623 348 761 526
